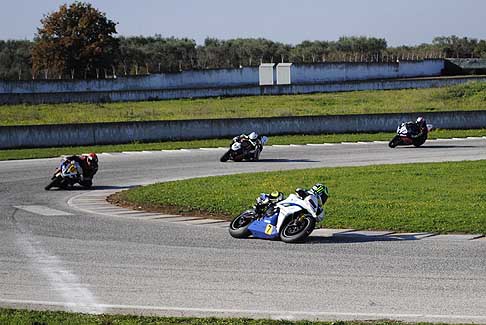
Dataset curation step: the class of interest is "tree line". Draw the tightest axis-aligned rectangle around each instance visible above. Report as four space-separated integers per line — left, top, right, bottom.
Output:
2 2 486 80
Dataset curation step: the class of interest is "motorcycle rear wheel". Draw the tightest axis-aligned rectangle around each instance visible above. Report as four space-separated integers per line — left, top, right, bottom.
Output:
280 214 316 243
229 211 254 238
413 138 426 147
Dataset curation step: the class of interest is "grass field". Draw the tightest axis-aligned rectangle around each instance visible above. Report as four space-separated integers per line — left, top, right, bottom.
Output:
2 82 486 126
114 160 486 234
0 308 458 325
0 129 485 161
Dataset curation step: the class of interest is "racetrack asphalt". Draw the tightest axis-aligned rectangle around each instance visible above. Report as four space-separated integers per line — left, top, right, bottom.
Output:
1 137 486 323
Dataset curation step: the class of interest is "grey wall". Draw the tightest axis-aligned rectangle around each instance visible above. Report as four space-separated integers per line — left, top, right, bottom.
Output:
0 60 445 104
2 75 484 105
1 110 485 149
0 67 259 94
291 60 444 84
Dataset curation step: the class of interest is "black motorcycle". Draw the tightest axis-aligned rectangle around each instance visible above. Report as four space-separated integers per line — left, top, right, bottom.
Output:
389 122 430 148
220 137 267 162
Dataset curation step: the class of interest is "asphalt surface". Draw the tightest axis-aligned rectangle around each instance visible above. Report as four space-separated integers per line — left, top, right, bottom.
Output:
1 138 486 323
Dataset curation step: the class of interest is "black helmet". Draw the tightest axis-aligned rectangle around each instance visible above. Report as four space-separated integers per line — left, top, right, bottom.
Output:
416 116 426 128
310 183 329 204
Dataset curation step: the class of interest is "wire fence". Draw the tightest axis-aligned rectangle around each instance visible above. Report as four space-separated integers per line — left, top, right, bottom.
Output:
0 51 463 81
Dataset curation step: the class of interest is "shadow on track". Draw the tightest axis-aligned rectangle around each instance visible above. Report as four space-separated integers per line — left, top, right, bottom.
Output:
90 185 136 191
398 145 477 149
307 233 432 244
257 158 320 163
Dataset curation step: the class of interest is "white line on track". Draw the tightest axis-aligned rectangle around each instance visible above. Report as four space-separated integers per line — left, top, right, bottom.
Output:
306 143 335 146
199 147 225 151
13 223 104 314
14 205 72 216
0 299 485 322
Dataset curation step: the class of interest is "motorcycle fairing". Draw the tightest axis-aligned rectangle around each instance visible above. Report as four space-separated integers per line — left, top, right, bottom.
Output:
274 194 318 231
248 213 279 239
231 142 242 151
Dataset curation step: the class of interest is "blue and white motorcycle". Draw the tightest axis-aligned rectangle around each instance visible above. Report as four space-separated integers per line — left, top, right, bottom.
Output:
44 158 82 190
229 191 325 243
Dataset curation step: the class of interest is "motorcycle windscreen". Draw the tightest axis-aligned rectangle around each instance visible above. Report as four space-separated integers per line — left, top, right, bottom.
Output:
248 220 279 239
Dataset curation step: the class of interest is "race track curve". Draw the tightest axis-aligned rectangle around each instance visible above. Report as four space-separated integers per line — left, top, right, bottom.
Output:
1 137 486 323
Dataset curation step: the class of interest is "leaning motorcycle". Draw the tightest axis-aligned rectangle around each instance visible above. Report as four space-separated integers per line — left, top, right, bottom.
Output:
388 122 432 148
229 192 323 243
220 136 268 162
45 158 83 190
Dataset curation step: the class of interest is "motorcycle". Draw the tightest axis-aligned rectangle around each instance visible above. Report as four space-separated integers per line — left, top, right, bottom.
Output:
229 191 323 243
388 122 433 148
45 158 83 190
220 136 268 162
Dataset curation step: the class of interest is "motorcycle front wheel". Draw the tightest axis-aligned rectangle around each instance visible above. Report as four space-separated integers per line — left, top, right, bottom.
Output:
44 176 63 191
220 150 231 162
279 214 316 243
229 211 254 238
388 135 400 148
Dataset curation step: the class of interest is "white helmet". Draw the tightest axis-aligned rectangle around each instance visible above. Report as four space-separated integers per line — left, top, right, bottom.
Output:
249 132 258 140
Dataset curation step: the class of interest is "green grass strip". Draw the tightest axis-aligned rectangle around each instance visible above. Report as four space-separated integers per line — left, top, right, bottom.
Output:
118 160 486 234
0 308 461 325
2 81 486 126
0 129 485 161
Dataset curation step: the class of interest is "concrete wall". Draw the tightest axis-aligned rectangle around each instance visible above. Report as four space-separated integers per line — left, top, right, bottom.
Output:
0 67 259 94
2 75 484 105
0 60 445 104
291 60 443 84
1 110 485 149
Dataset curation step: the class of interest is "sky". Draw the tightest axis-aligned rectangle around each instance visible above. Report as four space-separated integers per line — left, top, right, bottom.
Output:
1 0 485 46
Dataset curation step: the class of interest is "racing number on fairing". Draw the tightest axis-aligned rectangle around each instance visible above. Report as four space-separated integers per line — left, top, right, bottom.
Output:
265 224 274 235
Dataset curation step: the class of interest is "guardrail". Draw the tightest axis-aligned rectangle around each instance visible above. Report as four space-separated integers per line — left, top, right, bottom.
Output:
1 110 485 149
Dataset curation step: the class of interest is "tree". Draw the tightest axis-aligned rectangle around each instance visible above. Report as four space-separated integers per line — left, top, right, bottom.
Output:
32 2 119 79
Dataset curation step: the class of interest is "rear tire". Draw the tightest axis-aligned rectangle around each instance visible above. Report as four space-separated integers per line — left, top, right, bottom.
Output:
279 214 316 243
413 137 426 147
388 135 400 148
229 211 254 238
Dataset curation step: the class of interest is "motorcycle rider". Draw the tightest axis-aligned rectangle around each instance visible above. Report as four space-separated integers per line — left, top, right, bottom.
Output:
256 183 329 218
405 116 428 139
232 131 265 160
64 152 99 187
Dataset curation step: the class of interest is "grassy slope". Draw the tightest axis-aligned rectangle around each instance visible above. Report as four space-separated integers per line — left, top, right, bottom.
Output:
117 160 486 234
0 129 485 161
2 82 486 126
0 308 456 325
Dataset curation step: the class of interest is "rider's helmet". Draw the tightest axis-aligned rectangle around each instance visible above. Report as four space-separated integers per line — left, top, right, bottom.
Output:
249 132 259 141
310 183 329 205
269 191 284 202
86 153 98 170
416 116 426 129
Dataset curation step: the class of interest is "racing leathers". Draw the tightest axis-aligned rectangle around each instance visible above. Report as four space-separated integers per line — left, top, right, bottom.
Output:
65 155 98 187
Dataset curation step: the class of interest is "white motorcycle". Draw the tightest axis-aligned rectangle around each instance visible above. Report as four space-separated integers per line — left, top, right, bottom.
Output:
220 136 268 162
229 191 325 243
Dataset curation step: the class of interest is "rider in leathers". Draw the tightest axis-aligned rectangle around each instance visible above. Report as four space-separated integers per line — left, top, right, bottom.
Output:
64 153 99 187
256 183 329 219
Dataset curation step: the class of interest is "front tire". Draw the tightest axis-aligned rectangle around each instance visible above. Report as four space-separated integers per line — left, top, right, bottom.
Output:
229 211 254 238
220 150 231 162
388 135 400 148
279 214 316 243
44 176 62 191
